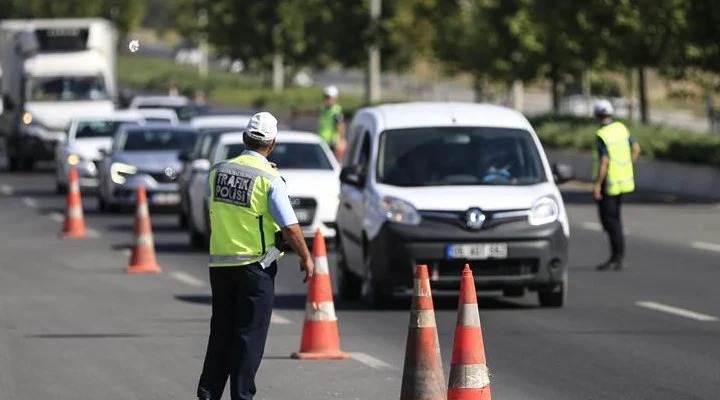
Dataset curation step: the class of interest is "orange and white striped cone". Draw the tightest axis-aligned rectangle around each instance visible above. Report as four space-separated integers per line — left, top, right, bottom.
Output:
125 186 162 274
400 264 446 400
448 264 492 400
291 228 350 360
59 166 87 239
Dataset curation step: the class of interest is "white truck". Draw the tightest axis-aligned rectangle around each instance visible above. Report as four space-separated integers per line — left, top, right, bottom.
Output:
0 18 118 171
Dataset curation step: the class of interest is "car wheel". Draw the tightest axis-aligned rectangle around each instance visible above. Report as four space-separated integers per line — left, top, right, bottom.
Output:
360 254 393 309
538 278 567 308
503 287 525 298
189 211 206 250
336 240 362 302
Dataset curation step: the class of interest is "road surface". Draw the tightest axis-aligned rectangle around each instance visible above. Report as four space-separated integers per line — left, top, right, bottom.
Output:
1 165 720 399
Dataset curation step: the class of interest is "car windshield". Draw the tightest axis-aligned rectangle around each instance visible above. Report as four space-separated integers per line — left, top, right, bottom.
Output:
217 142 334 170
26 75 109 101
376 127 546 187
137 104 196 121
116 128 197 152
74 120 135 139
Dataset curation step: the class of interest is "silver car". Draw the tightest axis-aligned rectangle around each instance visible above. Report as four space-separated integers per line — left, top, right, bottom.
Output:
54 111 146 193
96 124 199 212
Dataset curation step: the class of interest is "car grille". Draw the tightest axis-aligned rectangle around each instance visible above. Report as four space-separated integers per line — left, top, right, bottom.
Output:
417 259 539 277
147 171 178 183
290 197 317 226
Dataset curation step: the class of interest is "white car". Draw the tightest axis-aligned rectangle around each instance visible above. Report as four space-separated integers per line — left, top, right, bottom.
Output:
135 108 179 125
128 95 197 121
54 110 146 193
186 130 340 249
335 102 575 308
188 114 253 130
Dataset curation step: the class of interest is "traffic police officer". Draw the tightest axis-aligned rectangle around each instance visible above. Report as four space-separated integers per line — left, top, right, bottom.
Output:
592 100 641 271
317 85 346 160
197 111 315 400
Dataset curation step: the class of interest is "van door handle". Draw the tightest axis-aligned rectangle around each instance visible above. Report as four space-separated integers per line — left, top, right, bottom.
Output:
343 202 352 210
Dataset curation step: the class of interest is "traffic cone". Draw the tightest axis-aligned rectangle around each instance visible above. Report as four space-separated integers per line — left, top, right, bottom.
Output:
291 229 350 360
125 186 161 274
59 166 87 239
448 264 492 400
399 264 446 400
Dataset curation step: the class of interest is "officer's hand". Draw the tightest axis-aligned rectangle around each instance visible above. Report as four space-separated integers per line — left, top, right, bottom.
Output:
593 185 603 201
300 256 315 283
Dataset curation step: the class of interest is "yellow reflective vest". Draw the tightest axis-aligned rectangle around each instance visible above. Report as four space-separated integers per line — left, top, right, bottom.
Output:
592 121 636 196
317 103 342 146
207 153 282 267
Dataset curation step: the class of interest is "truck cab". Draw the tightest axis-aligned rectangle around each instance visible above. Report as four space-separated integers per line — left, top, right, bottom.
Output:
0 18 118 171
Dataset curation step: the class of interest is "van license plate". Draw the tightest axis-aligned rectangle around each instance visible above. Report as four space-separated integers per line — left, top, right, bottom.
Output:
446 243 508 260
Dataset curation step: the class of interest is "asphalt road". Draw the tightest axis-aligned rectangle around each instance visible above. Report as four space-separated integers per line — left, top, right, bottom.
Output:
1 164 720 400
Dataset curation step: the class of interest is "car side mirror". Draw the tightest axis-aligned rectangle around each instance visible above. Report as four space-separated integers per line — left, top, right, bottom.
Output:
99 148 108 157
340 165 365 187
2 94 13 111
552 163 574 184
191 159 211 173
178 150 190 162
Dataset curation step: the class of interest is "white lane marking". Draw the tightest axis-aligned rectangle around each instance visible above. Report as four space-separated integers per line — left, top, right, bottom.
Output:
636 301 718 322
349 352 396 370
21 196 37 208
86 228 101 238
691 241 720 253
49 212 64 222
170 271 206 288
270 313 291 325
0 184 13 195
580 221 629 234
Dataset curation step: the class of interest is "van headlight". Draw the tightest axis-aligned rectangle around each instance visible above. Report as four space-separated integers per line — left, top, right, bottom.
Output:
380 196 421 225
111 162 138 184
528 196 559 226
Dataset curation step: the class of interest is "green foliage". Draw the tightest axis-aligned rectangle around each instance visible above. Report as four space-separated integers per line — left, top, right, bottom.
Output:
1 0 144 38
117 55 365 113
530 115 720 168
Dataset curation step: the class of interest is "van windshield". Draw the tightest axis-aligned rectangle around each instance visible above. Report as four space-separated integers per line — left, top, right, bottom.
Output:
376 127 546 187
26 75 109 102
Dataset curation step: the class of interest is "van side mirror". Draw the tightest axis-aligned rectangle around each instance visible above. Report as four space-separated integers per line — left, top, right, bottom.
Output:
191 159 211 173
552 163 574 184
340 165 365 187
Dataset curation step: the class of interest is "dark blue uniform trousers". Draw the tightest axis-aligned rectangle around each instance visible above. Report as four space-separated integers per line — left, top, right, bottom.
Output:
197 261 277 400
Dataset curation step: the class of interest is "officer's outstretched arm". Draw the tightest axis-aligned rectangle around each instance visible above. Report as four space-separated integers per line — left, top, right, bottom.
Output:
631 142 641 162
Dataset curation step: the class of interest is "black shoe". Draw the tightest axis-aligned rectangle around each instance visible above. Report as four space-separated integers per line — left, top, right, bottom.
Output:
612 260 625 270
596 261 613 271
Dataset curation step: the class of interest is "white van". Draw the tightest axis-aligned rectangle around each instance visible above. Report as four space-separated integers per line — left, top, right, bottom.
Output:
335 102 574 308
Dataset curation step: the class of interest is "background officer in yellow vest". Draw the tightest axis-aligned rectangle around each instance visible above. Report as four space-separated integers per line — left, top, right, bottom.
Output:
592 99 641 271
197 111 315 400
317 85 346 161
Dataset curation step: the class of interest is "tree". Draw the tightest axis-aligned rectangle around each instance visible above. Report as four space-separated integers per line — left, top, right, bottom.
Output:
434 0 544 102
605 0 689 124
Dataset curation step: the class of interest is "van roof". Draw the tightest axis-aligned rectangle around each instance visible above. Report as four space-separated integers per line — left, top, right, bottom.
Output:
360 101 533 132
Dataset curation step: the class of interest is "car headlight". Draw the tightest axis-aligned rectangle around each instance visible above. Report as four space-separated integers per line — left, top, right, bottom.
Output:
67 154 81 166
380 196 421 225
528 196 559 226
111 162 138 184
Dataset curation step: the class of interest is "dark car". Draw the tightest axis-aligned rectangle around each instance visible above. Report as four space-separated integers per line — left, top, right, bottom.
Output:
176 127 244 227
